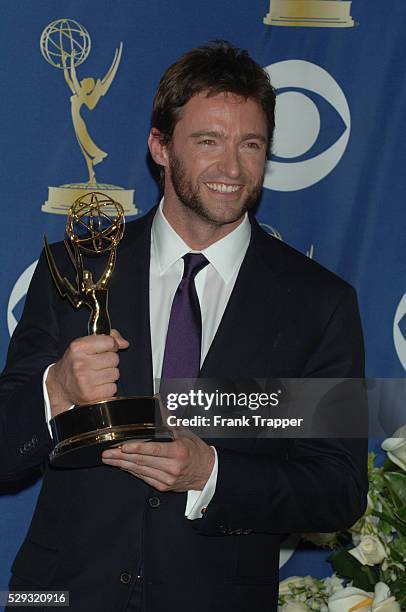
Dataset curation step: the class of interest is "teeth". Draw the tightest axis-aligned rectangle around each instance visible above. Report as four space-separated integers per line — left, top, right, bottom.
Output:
206 182 241 193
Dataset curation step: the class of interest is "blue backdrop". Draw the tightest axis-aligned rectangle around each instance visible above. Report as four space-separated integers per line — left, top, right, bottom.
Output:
1 0 405 603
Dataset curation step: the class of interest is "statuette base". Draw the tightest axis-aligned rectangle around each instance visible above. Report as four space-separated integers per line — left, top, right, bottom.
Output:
42 183 138 216
50 396 173 468
263 0 354 28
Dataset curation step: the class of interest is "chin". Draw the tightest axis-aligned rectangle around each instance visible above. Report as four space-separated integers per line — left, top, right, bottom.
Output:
197 203 247 226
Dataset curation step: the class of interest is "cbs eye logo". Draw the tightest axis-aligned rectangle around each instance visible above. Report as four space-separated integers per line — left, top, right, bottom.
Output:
263 60 351 192
394 291 406 372
7 261 37 336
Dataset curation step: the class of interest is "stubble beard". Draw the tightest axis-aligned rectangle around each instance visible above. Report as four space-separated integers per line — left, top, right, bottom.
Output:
168 150 263 227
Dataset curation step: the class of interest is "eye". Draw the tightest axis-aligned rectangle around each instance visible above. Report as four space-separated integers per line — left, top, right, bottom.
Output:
198 139 216 146
243 141 261 150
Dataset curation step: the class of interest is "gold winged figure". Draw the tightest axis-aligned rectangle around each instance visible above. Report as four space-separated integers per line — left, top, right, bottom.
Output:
62 43 123 184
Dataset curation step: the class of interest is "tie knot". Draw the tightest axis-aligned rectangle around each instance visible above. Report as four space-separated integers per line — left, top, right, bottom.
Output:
182 253 209 280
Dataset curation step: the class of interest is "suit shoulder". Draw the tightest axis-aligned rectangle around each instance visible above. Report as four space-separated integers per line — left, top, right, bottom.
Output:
122 208 156 243
255 226 355 298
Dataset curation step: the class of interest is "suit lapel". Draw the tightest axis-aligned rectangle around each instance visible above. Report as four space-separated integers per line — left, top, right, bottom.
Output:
200 218 288 379
108 208 157 397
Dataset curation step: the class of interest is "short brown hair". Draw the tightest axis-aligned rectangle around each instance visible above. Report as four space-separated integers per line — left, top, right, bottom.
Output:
151 40 276 151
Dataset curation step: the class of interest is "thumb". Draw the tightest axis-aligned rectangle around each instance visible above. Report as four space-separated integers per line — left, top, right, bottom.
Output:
110 328 130 350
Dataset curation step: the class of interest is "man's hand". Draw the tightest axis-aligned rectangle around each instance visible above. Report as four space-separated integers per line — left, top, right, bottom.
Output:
101 432 215 492
46 329 129 417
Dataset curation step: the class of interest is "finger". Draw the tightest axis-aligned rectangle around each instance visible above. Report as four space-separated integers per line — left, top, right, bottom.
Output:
91 367 120 385
110 329 130 350
70 334 119 356
104 458 172 491
103 449 179 473
90 352 120 371
82 366 119 386
120 442 181 459
79 383 117 403
102 457 175 486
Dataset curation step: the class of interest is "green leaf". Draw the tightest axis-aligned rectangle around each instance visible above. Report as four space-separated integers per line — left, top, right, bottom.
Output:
389 535 406 561
382 457 397 471
351 566 379 592
328 550 364 579
394 506 406 523
384 472 406 507
390 573 406 608
372 510 406 536
387 547 403 563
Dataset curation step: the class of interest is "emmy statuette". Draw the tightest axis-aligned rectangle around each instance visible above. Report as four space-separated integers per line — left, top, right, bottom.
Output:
44 192 172 468
40 19 137 216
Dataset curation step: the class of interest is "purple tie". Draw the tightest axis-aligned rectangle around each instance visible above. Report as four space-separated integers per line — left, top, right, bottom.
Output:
161 253 209 379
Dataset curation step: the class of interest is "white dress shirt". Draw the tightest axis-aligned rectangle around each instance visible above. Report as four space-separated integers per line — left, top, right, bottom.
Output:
149 201 251 518
44 200 251 520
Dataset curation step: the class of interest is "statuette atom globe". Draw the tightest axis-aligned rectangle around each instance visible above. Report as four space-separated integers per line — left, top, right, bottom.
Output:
40 18 91 69
66 192 125 256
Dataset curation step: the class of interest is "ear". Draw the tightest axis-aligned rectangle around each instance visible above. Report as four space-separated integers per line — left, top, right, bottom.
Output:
148 128 169 167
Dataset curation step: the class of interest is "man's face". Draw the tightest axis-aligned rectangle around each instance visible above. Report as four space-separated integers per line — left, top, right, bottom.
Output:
162 92 268 226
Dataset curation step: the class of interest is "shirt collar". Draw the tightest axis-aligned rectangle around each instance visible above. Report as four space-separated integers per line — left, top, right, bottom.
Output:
151 199 251 283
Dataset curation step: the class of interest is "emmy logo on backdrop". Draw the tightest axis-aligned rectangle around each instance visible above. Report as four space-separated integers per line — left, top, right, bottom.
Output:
263 0 356 28
40 19 137 216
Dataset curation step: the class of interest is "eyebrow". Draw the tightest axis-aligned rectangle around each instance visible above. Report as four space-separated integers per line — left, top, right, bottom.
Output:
190 131 223 139
190 130 267 143
242 133 268 144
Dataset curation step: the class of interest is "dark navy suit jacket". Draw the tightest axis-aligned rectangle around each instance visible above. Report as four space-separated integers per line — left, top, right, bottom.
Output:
0 207 368 611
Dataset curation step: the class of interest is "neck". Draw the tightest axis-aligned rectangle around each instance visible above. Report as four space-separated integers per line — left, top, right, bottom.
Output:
162 198 244 250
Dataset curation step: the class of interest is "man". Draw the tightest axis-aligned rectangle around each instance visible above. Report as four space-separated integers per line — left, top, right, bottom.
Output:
0 42 368 611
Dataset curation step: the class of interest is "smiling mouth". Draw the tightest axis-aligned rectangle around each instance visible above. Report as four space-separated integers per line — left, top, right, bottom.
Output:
205 182 243 194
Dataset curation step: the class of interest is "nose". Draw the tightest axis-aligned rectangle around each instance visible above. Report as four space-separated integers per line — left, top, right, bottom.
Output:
217 143 242 179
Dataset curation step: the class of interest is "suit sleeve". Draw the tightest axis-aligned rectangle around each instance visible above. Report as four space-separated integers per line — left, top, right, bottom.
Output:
193 284 369 535
0 251 59 481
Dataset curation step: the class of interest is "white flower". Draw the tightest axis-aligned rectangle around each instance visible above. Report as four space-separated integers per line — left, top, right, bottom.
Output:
280 602 309 612
328 586 373 611
323 575 344 595
348 535 387 566
381 434 406 472
327 582 401 612
372 582 401 611
279 576 305 596
303 532 338 547
372 599 400 612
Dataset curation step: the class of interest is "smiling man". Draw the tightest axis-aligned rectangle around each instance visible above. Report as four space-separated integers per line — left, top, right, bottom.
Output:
151 92 267 237
0 42 368 612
